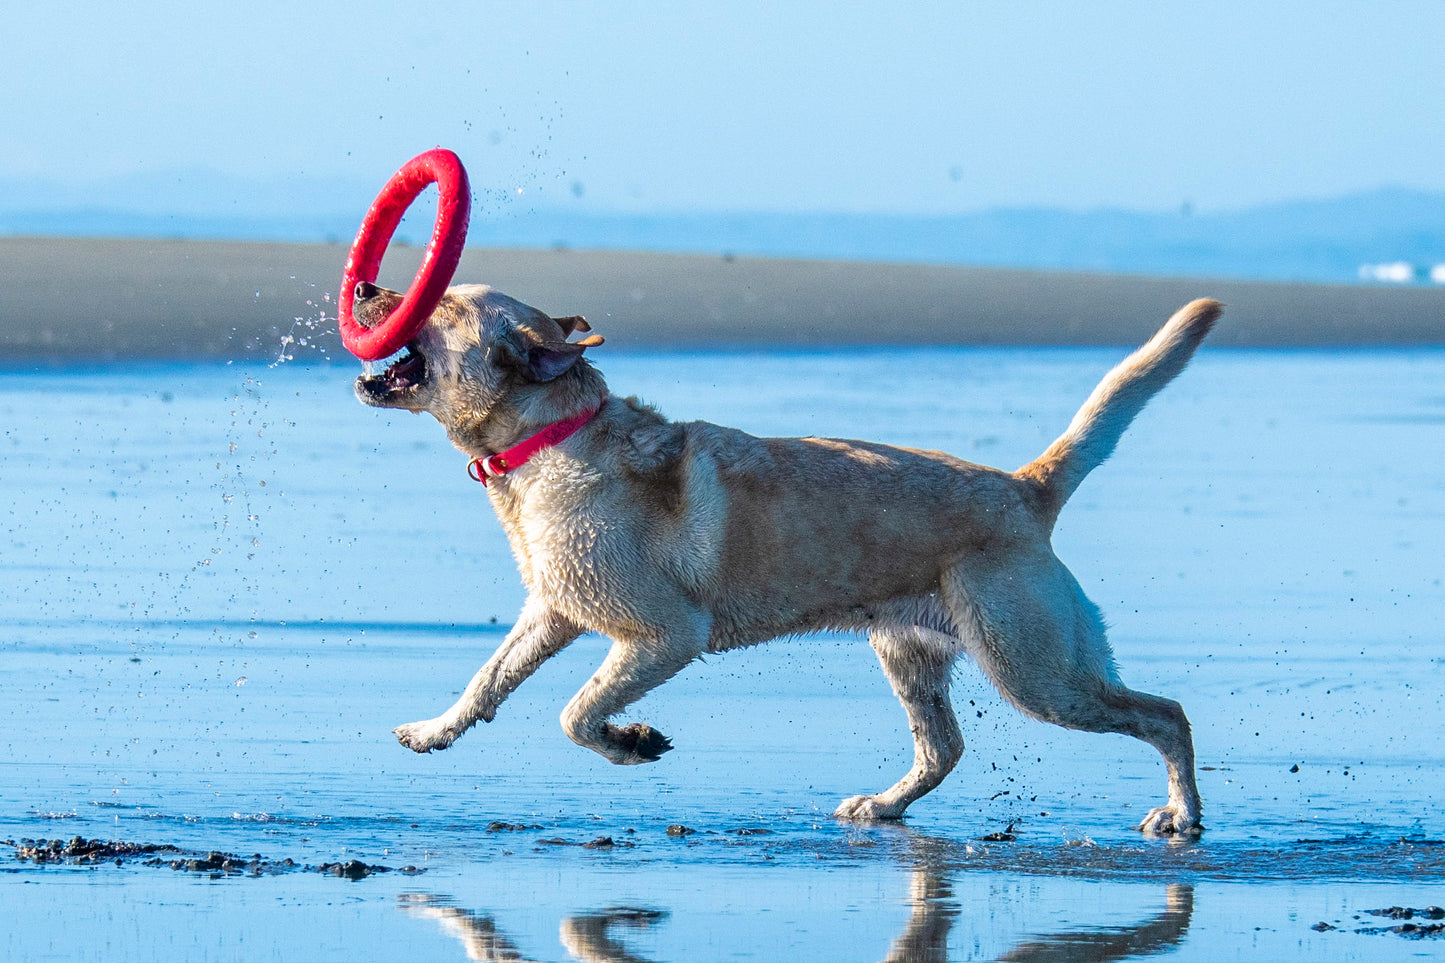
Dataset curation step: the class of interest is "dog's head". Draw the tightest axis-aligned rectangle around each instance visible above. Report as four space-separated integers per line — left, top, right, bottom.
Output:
351 281 603 448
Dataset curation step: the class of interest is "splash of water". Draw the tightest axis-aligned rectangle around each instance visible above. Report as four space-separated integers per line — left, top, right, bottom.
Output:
271 288 337 368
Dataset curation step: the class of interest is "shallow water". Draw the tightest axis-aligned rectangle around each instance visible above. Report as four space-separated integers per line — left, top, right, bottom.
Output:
3 348 1444 960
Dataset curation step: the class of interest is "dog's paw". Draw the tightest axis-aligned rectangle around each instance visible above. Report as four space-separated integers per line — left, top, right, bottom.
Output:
393 719 459 754
610 723 672 765
1136 804 1203 837
833 794 907 821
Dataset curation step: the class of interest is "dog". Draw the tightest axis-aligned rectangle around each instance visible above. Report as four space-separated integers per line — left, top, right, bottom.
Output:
350 279 1218 834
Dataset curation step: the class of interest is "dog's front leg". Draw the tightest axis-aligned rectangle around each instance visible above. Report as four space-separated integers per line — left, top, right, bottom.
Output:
394 599 583 753
559 613 707 765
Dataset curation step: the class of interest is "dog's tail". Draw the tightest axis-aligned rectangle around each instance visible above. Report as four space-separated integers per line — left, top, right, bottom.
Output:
1017 298 1222 526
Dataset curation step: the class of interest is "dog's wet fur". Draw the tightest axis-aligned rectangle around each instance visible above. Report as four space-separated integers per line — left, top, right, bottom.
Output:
351 281 1220 833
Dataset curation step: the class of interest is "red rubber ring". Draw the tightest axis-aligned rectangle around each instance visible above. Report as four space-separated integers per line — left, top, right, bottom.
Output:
337 148 471 361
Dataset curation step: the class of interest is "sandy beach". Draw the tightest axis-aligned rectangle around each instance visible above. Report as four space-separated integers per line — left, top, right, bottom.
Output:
1 236 1442 362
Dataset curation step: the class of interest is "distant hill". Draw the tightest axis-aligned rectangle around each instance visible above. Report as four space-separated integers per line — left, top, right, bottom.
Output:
2 174 1442 285
459 189 1445 285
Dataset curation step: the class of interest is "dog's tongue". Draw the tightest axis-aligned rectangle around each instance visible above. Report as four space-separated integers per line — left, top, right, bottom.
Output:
387 351 426 387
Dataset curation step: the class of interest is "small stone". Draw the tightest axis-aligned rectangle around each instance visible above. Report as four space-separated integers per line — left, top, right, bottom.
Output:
1370 907 1413 920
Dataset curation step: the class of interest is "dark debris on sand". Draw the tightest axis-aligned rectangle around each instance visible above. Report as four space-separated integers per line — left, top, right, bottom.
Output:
486 821 543 833
1313 906 1445 939
1354 905 1445 938
978 822 1021 842
1367 906 1445 920
1356 921 1445 939
14 836 185 865
536 836 636 850
9 836 423 880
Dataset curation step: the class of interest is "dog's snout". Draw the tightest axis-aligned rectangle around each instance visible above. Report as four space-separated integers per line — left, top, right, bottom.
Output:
354 280 379 301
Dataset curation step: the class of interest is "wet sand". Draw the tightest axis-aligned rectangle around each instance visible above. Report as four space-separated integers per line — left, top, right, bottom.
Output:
1 236 1443 363
2 349 1444 959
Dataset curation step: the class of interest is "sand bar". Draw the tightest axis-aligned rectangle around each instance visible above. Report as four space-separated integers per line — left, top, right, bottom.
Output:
1 236 1442 362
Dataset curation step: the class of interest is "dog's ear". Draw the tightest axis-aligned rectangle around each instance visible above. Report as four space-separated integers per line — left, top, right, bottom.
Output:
521 334 605 383
553 315 591 337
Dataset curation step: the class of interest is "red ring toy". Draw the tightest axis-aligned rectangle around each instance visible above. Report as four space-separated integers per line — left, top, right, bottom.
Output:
337 148 471 361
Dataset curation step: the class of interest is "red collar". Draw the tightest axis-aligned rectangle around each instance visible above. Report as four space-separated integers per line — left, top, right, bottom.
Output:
467 398 604 486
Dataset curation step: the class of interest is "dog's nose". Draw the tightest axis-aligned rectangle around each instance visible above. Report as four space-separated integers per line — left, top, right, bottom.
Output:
354 280 379 301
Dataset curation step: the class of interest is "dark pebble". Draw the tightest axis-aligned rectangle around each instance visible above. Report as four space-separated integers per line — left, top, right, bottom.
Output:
1370 907 1414 920
314 859 393 880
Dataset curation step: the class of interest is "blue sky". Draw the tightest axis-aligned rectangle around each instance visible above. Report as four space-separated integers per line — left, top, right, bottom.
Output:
6 1 1445 218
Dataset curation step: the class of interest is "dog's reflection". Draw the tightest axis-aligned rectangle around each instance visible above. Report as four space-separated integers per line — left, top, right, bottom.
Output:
879 869 959 963
992 884 1193 963
558 907 669 963
400 872 1192 963
396 894 541 962
398 896 665 963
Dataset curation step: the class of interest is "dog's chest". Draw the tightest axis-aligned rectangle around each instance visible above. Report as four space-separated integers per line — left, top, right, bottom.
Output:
489 475 635 616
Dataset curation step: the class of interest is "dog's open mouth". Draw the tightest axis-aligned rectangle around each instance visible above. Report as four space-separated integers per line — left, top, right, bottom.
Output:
355 344 428 406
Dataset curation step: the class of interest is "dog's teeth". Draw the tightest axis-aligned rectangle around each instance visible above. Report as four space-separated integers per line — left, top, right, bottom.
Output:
362 360 376 378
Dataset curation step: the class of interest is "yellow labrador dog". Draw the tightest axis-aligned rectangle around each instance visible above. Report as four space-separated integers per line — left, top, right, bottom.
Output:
351 280 1219 834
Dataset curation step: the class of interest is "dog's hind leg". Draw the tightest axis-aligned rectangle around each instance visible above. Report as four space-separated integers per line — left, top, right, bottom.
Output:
943 555 1202 835
835 626 964 821
559 612 707 765
394 599 583 753
1094 687 1200 835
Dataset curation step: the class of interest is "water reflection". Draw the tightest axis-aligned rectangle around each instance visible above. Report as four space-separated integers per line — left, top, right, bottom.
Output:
879 868 958 963
560 908 670 963
993 884 1193 962
397 896 667 963
399 872 1194 963
396 894 541 962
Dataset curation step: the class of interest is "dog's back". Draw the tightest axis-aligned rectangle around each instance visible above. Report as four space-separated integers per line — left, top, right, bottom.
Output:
673 425 1039 644
596 299 1219 651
